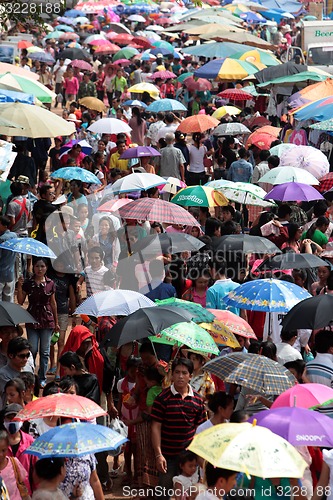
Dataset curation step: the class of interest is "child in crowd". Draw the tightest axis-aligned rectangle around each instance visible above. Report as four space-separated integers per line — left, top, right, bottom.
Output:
144 367 164 413
19 372 38 403
77 247 109 298
173 450 200 500
196 462 237 500
0 430 31 500
4 378 26 407
77 203 90 235
182 269 210 307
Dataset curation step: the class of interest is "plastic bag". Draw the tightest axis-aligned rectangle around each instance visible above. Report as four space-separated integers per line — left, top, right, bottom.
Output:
108 418 128 456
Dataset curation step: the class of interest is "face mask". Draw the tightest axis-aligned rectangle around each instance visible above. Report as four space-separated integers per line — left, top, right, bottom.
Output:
3 421 22 435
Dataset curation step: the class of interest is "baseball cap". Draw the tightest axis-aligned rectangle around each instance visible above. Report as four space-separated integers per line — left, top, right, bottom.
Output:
4 403 23 416
16 175 30 185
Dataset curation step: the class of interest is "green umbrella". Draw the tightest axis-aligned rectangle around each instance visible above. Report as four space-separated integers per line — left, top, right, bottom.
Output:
230 50 280 67
156 298 215 324
171 185 229 208
0 73 55 103
153 322 219 355
113 47 139 61
177 72 193 83
257 71 329 87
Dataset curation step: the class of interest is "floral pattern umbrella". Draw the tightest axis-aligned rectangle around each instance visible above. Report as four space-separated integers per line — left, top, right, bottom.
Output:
155 322 219 355
279 145 329 180
0 237 56 259
207 309 257 339
199 321 241 348
220 182 275 207
156 298 215 324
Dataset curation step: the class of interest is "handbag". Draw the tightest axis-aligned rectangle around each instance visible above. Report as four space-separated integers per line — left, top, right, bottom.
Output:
10 457 31 500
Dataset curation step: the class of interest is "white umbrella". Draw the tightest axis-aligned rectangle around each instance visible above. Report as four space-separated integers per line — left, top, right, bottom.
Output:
128 14 146 22
108 173 167 194
75 290 155 317
206 179 235 189
222 182 275 207
259 167 320 186
161 176 186 195
0 102 75 138
279 145 329 180
146 25 166 32
88 118 131 135
213 123 251 136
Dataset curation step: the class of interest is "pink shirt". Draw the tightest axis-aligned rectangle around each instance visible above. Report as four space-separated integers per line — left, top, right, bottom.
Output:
0 457 31 500
8 431 37 475
64 77 79 95
192 289 207 307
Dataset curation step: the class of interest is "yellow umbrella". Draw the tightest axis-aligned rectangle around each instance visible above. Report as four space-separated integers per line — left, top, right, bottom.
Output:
237 49 280 67
199 321 240 348
212 105 242 119
184 23 243 35
78 97 106 113
128 82 160 99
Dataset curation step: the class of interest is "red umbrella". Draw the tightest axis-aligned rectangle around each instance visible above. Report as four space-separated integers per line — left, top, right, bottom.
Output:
184 77 212 91
18 40 33 49
218 88 254 101
243 115 271 129
118 198 200 226
132 36 153 49
111 59 131 66
257 125 281 137
318 172 333 193
151 70 176 79
106 33 134 44
177 115 219 134
128 43 143 49
60 32 80 40
156 17 173 25
14 393 106 421
98 198 133 212
71 59 93 71
246 131 276 150
87 38 111 46
94 43 121 55
207 309 257 339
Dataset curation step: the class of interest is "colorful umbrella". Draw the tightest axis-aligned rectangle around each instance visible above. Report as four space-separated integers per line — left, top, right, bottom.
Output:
199 321 240 348
259 167 319 185
271 383 333 410
217 88 254 100
109 173 166 194
281 294 333 331
111 59 131 67
221 182 275 207
71 59 93 71
94 44 121 55
264 182 324 202
177 115 219 134
183 77 212 91
237 49 280 67
212 106 242 119
156 298 215 324
113 47 139 61
182 42 255 60
207 309 257 339
0 302 36 327
213 122 250 136
279 145 330 180
74 290 155 317
60 139 92 156
269 143 295 157
118 198 200 226
213 234 281 255
0 73 55 104
150 70 176 80
51 167 101 185
0 238 56 259
120 146 161 159
156 322 219 355
122 99 147 108
309 119 333 132
88 118 131 135
177 72 193 83
171 186 228 207
318 172 333 193
188 422 307 478
98 198 133 213
26 422 127 458
146 98 187 112
14 394 106 421
246 131 277 150
195 58 264 80
78 97 106 112
107 33 134 44
224 278 311 313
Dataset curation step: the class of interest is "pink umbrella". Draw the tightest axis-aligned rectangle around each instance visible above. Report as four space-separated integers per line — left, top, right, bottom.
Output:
271 383 333 409
111 59 131 66
98 198 133 212
150 70 176 80
94 44 121 55
71 60 93 71
60 32 80 40
184 77 212 92
279 145 329 180
88 39 111 46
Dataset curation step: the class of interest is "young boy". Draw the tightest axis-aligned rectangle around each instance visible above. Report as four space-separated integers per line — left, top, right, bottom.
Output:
196 463 237 500
77 246 108 298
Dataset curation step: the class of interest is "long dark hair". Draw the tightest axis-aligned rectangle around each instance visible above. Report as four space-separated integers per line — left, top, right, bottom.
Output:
132 106 143 126
305 216 329 240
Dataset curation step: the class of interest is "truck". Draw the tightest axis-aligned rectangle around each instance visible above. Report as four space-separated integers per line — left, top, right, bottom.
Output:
301 20 333 74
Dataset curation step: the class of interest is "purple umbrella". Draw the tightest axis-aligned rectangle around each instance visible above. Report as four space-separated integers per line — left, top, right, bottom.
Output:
248 407 333 447
120 146 161 159
264 182 324 202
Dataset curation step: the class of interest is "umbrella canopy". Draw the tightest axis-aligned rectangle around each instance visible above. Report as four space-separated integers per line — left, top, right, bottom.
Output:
61 139 92 156
205 180 235 190
248 407 333 447
122 100 147 108
26 422 127 458
88 118 131 135
194 58 263 80
0 302 35 327
101 306 193 348
213 234 281 255
264 182 324 202
224 278 311 312
171 186 228 207
291 96 333 122
270 143 295 157
113 47 139 61
154 322 219 355
0 73 55 103
246 131 277 150
74 289 155 317
205 352 296 395
257 253 328 272
0 103 75 138
199 321 241 348
182 42 254 60
14 393 106 421
309 119 333 133
271 383 333 410
183 77 212 92
221 182 275 207
98 198 133 213
156 298 215 324
0 63 39 80
213 122 251 136
212 106 241 119
78 97 106 112
109 173 166 194
208 309 257 338
51 167 101 185
254 61 307 83
0 238 56 259
128 83 160 98
150 70 176 80
188 422 306 478
177 115 219 134
257 71 329 88
60 48 91 60
237 49 280 67
281 294 333 331
318 172 333 193
131 233 205 256
128 14 146 22
120 146 161 159
161 177 187 195
217 88 254 101
29 52 55 64
259 167 319 185
146 99 187 112
118 198 200 226
71 60 93 71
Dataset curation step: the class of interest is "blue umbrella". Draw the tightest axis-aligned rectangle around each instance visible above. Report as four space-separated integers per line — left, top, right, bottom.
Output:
182 42 254 59
224 278 311 312
0 238 56 259
26 422 127 458
51 167 101 184
29 52 55 64
56 25 75 32
194 59 225 79
45 31 61 40
60 139 92 156
293 97 333 122
122 99 147 108
151 47 174 56
0 89 35 104
240 11 267 23
147 98 187 112
64 9 86 17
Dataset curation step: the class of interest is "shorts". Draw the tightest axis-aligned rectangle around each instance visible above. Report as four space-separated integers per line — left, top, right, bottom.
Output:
58 313 69 333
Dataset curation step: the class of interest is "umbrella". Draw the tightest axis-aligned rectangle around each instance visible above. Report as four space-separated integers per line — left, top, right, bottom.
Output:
150 71 176 80
128 14 146 22
318 172 333 193
65 9 86 17
78 97 106 112
279 145 329 180
259 167 319 185
309 118 333 132
60 48 91 60
109 173 166 194
213 234 281 255
257 71 329 88
98 198 133 213
171 186 228 208
217 88 254 101
18 41 32 49
146 99 187 112
122 99 147 108
14 393 106 421
183 77 212 92
188 422 307 478
26 422 127 458
60 32 80 41
94 44 121 55
0 238 56 259
118 198 200 226
156 298 215 324
246 131 277 150
205 180 235 190
271 383 333 410
153 322 219 355
0 302 36 327
60 139 92 156
208 309 257 339
281 294 333 331
199 321 241 348
71 60 93 71
213 123 251 136
108 33 134 44
88 39 111 47
0 103 75 138
205 352 296 395
101 306 193 348
0 63 39 81
120 146 161 159
224 278 311 313
51 167 101 185
111 59 132 67
244 115 271 129
221 182 275 207
270 143 295 157
182 42 254 60
56 25 75 32
257 253 328 272
240 11 267 22
128 83 160 99
237 49 280 67
248 407 333 447
177 115 219 134
132 36 152 49
74 289 155 317
131 233 205 256
0 73 56 103
254 62 307 84
161 177 187 195
29 52 55 64
264 182 324 202
113 47 139 61
212 106 241 119
194 58 263 80
88 118 131 135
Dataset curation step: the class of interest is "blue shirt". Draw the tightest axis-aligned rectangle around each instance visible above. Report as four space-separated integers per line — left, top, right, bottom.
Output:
228 159 253 183
140 280 176 301
206 278 240 315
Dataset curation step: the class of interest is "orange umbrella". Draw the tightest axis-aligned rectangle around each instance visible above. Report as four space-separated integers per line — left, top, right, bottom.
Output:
18 40 33 49
299 78 333 103
177 115 219 134
246 131 277 150
254 125 281 137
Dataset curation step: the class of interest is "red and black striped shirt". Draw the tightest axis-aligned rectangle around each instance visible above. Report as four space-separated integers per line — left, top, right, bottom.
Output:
151 384 206 458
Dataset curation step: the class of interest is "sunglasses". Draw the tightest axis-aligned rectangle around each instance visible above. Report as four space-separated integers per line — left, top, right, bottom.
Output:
15 353 30 359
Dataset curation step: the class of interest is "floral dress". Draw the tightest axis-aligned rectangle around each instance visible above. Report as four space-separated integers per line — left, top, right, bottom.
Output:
59 455 96 500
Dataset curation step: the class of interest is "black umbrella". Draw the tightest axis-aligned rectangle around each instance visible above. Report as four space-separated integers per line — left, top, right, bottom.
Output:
254 62 307 83
0 302 36 327
281 294 333 331
213 234 281 255
131 233 205 257
60 48 91 61
101 306 193 348
257 253 328 271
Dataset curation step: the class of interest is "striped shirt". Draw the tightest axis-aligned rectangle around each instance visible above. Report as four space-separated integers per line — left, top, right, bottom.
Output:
306 353 333 417
84 265 109 297
151 384 206 458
